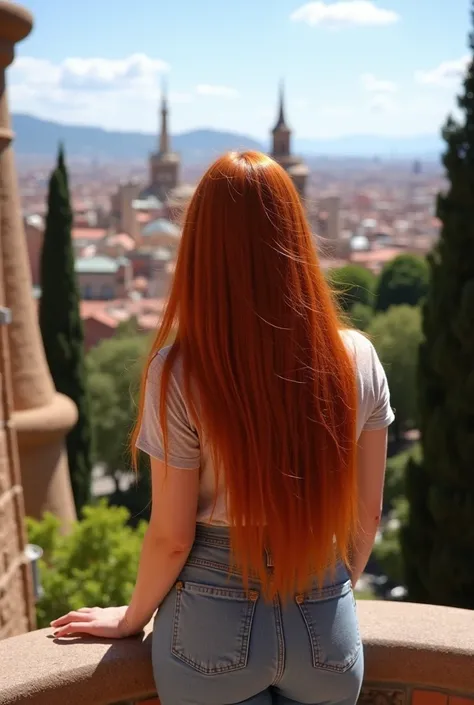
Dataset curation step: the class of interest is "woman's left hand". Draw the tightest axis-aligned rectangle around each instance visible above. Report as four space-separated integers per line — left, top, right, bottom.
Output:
50 605 138 639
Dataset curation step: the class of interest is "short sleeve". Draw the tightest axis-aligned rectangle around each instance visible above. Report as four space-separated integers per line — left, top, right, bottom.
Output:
135 352 201 469
363 343 396 431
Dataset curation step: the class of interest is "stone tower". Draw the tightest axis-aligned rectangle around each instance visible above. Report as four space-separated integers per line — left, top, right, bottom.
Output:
148 81 180 200
0 2 77 528
270 82 309 199
0 0 36 640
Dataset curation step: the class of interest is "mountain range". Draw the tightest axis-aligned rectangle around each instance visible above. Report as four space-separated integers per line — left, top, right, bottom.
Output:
11 113 443 164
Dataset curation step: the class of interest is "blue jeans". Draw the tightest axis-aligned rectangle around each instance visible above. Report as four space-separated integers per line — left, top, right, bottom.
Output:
152 524 363 705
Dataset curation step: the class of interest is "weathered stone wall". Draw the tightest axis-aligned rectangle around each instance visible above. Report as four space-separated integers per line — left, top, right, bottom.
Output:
0 231 34 639
1 602 474 704
0 0 77 528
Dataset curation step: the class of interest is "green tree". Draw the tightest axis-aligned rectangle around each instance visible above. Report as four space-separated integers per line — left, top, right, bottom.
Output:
402 10 474 609
87 334 149 488
384 443 420 512
39 146 93 513
329 264 376 312
375 254 429 312
368 305 422 443
347 302 374 332
26 502 147 628
372 497 409 586
86 332 156 522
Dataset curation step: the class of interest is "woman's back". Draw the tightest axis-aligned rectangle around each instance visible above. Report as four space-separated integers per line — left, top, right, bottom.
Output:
134 151 366 598
137 327 393 528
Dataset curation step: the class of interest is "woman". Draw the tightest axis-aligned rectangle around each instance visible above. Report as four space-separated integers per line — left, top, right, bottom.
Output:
52 151 394 705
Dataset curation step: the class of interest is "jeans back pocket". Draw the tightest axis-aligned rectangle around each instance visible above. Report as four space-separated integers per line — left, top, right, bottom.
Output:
296 579 361 673
171 580 259 675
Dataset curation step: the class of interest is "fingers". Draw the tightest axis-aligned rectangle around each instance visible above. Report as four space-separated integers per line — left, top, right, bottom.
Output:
53 621 99 638
51 610 96 628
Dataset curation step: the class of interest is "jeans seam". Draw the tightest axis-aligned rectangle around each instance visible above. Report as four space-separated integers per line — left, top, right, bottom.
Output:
186 556 247 577
296 578 352 602
271 596 285 685
181 581 251 600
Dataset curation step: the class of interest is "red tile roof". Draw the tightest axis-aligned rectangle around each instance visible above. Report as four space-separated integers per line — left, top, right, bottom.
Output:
72 228 107 242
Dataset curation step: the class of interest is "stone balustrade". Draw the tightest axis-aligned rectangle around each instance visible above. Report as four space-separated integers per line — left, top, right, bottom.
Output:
0 601 473 705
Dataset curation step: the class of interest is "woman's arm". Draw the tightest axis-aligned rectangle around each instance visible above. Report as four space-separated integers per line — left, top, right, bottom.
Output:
123 457 200 633
51 456 199 639
350 427 388 588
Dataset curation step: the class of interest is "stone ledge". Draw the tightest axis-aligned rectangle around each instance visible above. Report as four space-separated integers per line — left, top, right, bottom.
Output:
0 602 474 705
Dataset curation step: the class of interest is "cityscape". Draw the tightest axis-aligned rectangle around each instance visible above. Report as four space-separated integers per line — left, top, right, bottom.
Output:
18 84 445 350
1 0 474 703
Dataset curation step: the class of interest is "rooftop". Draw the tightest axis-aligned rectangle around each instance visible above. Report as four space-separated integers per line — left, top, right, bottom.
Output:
132 196 163 211
75 256 123 275
72 228 107 242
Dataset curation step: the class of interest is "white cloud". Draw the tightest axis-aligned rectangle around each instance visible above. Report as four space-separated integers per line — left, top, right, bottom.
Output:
415 56 470 87
290 1 399 28
11 54 169 93
195 84 239 99
8 54 171 131
361 73 397 94
60 54 169 91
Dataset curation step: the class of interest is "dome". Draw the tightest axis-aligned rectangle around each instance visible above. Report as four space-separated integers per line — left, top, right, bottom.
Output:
141 218 180 239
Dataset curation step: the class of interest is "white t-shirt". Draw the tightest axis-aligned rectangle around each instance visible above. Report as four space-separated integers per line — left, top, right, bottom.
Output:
136 329 395 525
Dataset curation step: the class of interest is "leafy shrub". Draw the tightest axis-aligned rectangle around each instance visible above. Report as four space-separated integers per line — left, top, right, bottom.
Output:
26 501 146 628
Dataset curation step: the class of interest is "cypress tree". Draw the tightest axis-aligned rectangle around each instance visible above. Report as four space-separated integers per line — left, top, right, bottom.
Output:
39 147 93 513
402 5 474 608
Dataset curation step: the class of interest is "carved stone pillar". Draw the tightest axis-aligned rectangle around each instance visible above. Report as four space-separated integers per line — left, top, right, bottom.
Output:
0 1 77 525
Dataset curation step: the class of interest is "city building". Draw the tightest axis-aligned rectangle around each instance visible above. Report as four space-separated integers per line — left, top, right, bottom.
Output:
75 255 132 300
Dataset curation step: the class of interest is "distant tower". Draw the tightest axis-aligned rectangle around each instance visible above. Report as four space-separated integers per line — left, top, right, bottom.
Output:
149 80 180 200
158 79 170 155
272 81 291 159
270 82 309 199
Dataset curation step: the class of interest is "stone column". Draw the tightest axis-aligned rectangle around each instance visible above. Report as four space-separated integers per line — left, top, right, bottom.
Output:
0 1 77 525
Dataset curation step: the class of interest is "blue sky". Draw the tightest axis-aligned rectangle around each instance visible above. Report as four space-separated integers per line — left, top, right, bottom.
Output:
8 0 472 139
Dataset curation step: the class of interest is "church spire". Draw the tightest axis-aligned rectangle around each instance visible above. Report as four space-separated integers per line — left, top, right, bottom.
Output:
273 79 289 131
159 77 170 155
271 80 291 159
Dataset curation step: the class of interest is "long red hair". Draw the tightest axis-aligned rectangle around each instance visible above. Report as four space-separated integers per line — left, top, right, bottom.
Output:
132 151 357 599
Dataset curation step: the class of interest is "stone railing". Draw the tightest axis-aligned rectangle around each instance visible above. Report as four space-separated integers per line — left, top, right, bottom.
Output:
0 601 473 705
